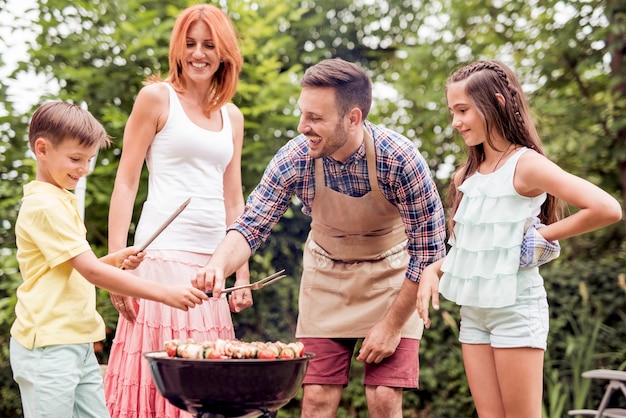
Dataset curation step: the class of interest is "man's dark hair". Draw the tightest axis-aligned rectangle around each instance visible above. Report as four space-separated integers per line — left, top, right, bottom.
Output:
300 58 372 120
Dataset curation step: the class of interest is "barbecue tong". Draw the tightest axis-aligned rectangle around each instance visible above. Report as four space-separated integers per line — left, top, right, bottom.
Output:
205 269 286 297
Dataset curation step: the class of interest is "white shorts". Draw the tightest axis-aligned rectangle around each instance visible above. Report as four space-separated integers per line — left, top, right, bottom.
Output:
10 338 109 418
458 285 549 350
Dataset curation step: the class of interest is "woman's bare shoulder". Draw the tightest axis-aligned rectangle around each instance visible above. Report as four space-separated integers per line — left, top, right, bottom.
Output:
136 81 170 103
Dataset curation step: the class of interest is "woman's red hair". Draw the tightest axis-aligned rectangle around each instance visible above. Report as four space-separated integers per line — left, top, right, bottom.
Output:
152 4 242 115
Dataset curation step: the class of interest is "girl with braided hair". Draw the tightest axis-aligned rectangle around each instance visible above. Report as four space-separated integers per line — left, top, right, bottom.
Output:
417 60 622 417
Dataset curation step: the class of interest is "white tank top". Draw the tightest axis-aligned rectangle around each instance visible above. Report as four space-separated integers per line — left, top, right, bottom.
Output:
133 83 234 253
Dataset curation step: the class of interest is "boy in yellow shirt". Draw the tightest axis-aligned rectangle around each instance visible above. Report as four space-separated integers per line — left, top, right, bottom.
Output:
10 101 208 417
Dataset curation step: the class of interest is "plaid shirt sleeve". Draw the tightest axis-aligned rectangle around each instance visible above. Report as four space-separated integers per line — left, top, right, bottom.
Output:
519 222 560 268
229 139 310 253
376 127 447 282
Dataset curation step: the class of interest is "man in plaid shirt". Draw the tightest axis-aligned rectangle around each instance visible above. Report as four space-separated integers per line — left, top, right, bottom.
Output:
194 58 447 418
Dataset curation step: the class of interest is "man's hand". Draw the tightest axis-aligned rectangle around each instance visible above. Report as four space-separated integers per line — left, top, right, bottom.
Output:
192 266 227 298
229 288 253 312
356 321 401 364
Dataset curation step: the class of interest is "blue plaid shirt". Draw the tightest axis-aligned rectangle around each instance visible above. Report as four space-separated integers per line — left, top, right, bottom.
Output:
230 121 447 282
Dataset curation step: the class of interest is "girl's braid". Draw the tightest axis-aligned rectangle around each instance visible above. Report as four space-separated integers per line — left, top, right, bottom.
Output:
487 63 526 136
453 61 527 138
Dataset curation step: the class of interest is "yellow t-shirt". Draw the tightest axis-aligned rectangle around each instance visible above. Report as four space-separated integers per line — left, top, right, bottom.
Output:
11 181 105 349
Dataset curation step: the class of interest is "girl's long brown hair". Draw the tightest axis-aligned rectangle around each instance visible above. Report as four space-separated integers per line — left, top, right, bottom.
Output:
148 4 242 116
446 60 562 232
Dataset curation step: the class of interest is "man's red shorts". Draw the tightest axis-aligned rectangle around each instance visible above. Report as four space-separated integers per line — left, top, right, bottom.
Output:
297 337 419 388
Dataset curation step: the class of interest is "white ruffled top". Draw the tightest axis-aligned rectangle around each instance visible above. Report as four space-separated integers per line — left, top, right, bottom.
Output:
439 147 546 308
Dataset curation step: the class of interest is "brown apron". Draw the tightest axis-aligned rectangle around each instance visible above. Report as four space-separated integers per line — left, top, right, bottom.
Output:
295 129 424 339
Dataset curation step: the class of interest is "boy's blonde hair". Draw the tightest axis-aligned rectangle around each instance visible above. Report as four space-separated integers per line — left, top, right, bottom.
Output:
28 101 111 151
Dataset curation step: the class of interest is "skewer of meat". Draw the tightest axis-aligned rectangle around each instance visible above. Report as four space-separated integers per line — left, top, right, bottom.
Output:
163 338 305 360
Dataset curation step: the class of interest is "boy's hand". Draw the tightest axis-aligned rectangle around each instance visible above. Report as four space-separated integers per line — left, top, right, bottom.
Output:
163 285 209 310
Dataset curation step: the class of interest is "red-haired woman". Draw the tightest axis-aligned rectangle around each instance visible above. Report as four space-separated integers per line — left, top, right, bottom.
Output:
104 5 252 417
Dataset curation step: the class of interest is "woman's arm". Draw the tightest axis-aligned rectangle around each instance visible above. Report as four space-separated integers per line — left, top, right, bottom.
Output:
108 83 168 252
223 103 252 313
107 82 168 320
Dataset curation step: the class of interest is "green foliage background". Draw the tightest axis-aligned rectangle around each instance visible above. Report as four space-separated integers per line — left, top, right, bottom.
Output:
0 0 624 417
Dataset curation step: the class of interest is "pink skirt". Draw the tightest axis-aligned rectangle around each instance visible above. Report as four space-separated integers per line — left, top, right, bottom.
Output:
104 250 235 418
